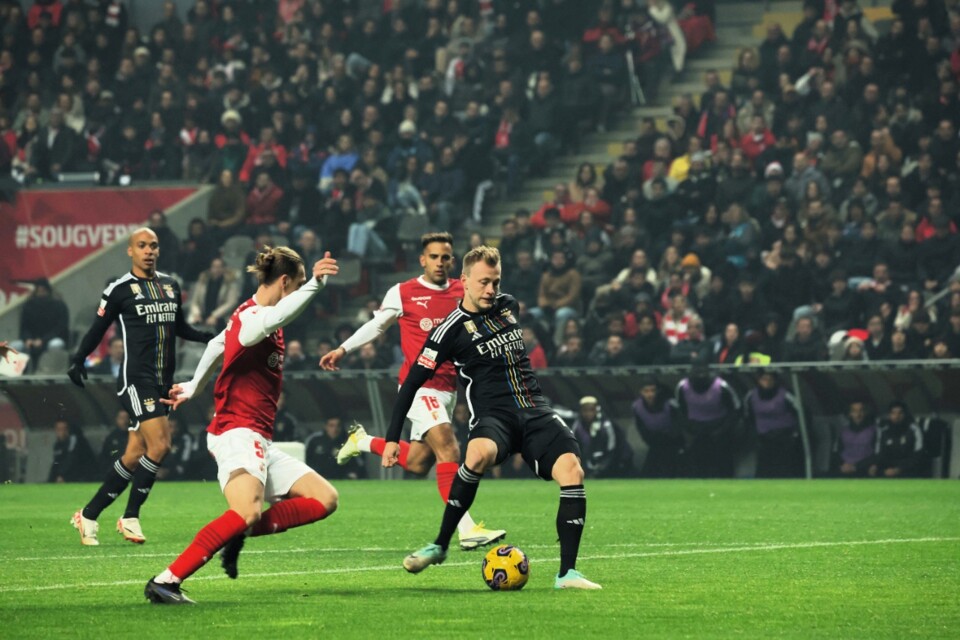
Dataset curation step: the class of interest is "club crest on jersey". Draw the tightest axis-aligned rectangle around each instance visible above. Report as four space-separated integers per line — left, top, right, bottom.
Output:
267 352 281 369
143 398 156 413
501 309 517 324
130 283 145 299
464 320 482 340
163 284 175 299
419 317 434 331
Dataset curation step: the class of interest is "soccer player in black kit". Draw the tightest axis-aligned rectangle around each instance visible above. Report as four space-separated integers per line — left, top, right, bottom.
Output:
382 246 601 589
67 227 213 545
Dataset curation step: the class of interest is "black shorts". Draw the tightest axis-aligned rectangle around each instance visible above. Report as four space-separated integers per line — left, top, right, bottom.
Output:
118 383 171 429
469 407 581 481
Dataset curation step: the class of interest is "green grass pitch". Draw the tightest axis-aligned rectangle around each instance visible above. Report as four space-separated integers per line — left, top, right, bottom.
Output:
1 479 958 639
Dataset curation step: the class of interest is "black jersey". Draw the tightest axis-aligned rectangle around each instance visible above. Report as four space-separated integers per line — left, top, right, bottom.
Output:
386 293 548 442
74 271 212 390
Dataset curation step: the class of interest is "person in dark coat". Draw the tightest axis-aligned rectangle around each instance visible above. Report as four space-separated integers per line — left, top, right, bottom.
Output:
49 419 96 483
305 417 368 480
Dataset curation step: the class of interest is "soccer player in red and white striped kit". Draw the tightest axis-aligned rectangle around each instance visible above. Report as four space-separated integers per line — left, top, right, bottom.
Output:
144 247 340 604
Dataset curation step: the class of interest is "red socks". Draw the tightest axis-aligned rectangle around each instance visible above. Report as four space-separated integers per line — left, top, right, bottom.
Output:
436 461 458 503
251 497 329 537
369 437 410 469
168 509 247 581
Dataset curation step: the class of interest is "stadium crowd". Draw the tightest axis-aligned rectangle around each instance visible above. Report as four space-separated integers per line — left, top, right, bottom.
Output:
2 1 958 481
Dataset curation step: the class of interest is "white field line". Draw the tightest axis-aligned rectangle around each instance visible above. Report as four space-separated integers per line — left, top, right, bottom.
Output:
1 536 957 594
12 540 832 562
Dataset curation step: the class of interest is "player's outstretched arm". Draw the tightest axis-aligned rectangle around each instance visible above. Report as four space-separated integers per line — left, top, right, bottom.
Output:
383 361 436 467
322 284 401 370
160 330 226 410
239 253 339 347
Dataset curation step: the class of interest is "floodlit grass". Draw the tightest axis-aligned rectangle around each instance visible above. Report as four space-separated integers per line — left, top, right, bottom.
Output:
1 479 958 639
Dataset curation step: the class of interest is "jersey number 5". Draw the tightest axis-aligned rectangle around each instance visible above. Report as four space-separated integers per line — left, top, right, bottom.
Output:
253 440 265 459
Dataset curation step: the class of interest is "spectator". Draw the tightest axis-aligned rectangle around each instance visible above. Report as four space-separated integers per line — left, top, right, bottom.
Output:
305 417 368 480
90 337 124 378
572 396 633 478
782 315 828 362
522 326 548 370
187 257 240 332
554 333 589 367
586 33 627 132
147 209 181 275
245 171 285 233
29 108 80 180
207 169 246 241
869 401 927 478
48 419 96 483
669 316 708 365
531 249 582 345
283 339 311 372
158 415 196 481
712 323 745 364
17 278 69 371
526 74 563 171
661 291 699 345
319 133 359 191
594 334 633 367
632 310 671 365
273 391 301 443
99 409 131 474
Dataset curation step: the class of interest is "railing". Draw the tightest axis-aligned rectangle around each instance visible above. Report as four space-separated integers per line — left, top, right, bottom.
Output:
2 360 957 483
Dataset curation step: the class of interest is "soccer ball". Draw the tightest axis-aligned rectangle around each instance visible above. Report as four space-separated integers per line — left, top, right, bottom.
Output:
481 544 529 591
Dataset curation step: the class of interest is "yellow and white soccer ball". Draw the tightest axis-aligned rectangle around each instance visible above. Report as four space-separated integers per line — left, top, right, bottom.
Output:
481 544 530 591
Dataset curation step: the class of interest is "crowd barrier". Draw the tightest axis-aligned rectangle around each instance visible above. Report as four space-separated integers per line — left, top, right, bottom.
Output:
2 361 957 483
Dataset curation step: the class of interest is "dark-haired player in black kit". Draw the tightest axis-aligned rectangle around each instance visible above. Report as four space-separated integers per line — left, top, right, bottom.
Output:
67 227 213 546
382 246 601 590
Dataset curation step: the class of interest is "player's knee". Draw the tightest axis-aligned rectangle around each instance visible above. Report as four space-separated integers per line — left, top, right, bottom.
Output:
239 509 262 527
433 441 460 464
553 455 584 485
405 458 431 475
146 442 170 462
320 489 339 515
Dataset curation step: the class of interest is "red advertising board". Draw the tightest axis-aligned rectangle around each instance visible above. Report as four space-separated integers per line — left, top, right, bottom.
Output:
0 187 194 306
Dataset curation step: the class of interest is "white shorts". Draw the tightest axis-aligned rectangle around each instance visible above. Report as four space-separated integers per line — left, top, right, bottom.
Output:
207 429 314 501
405 387 457 442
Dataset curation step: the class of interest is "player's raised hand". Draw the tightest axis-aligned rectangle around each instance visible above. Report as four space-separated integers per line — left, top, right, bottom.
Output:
319 346 346 371
382 442 401 468
313 251 339 282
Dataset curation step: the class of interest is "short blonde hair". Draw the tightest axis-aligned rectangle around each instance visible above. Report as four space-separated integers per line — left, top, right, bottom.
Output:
463 246 501 273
